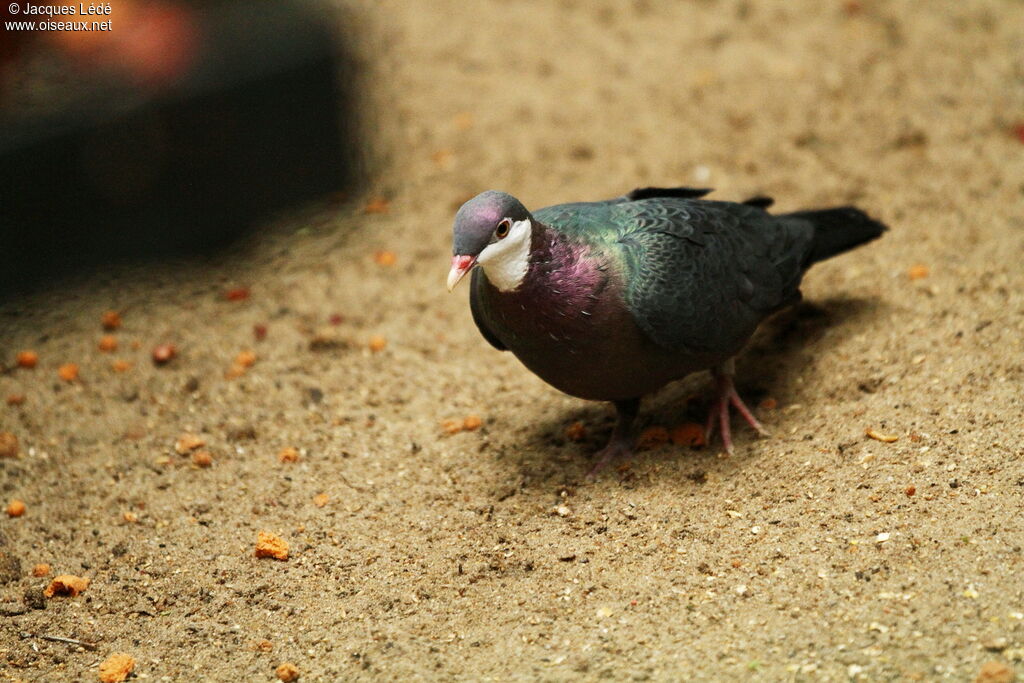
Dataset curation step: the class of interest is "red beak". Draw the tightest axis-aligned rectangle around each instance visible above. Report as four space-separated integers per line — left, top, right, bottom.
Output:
447 254 476 292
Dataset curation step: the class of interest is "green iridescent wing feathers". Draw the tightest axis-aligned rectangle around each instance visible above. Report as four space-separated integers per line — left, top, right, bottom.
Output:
535 190 814 354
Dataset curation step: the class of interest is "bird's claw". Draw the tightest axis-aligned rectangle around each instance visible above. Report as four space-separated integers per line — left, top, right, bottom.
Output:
705 367 768 454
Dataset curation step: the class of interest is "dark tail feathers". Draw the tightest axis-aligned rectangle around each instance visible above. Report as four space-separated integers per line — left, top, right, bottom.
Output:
786 207 887 266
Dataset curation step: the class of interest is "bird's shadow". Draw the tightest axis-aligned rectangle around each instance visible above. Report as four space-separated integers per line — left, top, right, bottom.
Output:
496 295 881 489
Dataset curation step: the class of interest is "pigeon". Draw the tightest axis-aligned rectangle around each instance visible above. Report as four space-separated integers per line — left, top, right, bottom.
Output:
447 186 885 472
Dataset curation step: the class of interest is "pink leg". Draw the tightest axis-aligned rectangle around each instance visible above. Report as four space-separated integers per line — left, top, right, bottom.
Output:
705 360 769 454
587 398 640 479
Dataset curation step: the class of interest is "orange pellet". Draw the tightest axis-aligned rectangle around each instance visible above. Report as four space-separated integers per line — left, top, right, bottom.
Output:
441 419 463 435
276 662 300 683
908 264 930 280
6 499 26 517
101 310 122 330
564 421 587 442
0 432 18 458
6 394 25 406
462 415 483 431
175 433 205 454
16 350 38 368
758 397 778 411
637 426 670 450
278 447 299 463
112 360 133 372
225 287 250 301
368 336 387 352
58 363 79 382
235 350 257 368
98 653 135 683
905 485 916 497
363 197 390 214
191 450 213 468
255 531 289 560
98 335 118 352
31 563 50 577
123 511 139 523
44 574 90 597
374 250 397 266
670 422 707 447
313 493 329 507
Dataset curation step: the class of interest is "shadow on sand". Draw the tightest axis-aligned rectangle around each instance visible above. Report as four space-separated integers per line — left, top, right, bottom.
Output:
497 295 882 488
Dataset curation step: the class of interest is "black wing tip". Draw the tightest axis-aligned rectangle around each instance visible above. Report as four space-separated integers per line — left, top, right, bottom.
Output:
626 186 713 201
742 195 775 209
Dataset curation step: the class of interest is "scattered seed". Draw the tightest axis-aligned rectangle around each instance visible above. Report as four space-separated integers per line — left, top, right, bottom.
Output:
670 422 706 447
152 344 177 365
98 653 135 683
866 428 899 443
31 564 50 577
278 447 300 463
235 350 257 368
637 426 670 450
564 421 587 442
44 574 90 598
255 531 289 561
975 660 1014 683
57 363 79 382
0 432 18 458
253 323 268 341
191 450 213 468
225 287 250 301
111 360 133 373
462 415 483 431
123 512 138 523
313 493 329 508
758 397 778 411
101 311 122 330
368 335 387 352
441 419 463 435
6 499 26 517
253 639 273 652
905 485 916 497
364 198 390 214
16 350 38 368
98 335 118 352
276 662 300 683
908 264 929 280
175 433 205 455
374 250 397 266
6 394 25 406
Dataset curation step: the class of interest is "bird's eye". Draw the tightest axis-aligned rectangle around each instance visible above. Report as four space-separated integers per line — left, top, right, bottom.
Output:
495 219 511 239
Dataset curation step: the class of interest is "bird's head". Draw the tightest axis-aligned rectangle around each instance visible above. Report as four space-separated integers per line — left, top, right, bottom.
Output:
448 190 534 292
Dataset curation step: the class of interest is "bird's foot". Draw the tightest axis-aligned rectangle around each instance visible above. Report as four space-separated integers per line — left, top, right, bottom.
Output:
586 436 635 480
586 398 640 479
705 363 769 455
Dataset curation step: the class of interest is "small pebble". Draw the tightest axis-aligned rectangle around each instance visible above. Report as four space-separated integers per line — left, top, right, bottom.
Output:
152 344 177 365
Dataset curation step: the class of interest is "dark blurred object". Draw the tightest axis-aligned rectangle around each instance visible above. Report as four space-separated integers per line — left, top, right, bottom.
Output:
0 1 359 295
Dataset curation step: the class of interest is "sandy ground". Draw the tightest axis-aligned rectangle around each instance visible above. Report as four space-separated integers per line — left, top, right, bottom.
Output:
3 0 1024 680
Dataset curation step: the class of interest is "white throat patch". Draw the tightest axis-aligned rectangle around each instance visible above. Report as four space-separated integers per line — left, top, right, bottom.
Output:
476 218 532 292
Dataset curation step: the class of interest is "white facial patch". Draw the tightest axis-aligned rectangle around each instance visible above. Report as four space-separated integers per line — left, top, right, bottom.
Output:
476 218 532 292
